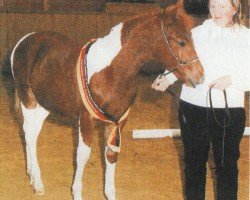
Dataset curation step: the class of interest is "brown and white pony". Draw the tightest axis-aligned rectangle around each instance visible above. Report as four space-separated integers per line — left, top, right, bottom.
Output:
10 1 204 200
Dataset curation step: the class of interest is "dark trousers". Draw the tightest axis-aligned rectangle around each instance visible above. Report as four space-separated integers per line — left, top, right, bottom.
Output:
179 100 246 200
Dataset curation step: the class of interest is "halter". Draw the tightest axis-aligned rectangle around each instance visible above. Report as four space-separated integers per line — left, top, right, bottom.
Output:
160 19 199 76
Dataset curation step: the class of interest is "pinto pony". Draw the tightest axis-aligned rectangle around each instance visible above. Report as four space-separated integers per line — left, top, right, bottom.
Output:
10 1 204 200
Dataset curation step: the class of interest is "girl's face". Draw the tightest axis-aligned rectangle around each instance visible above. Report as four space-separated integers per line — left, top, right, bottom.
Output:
209 0 237 27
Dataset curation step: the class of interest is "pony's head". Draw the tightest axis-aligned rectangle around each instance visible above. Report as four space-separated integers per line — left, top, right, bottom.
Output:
133 1 205 87
160 2 205 87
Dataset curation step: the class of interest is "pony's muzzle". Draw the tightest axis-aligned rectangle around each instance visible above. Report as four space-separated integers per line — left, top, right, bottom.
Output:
186 74 205 88
186 79 196 88
196 75 205 85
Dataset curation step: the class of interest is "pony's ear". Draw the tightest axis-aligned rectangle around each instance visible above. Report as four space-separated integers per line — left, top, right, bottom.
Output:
176 8 206 31
177 0 184 7
161 2 178 27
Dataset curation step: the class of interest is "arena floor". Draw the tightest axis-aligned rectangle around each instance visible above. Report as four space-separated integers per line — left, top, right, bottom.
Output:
0 73 249 200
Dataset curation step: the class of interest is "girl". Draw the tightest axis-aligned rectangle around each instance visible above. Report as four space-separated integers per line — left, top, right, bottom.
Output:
152 0 250 199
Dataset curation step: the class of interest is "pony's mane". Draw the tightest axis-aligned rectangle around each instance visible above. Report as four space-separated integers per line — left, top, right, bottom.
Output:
122 2 179 28
122 11 162 32
121 1 199 43
121 4 178 44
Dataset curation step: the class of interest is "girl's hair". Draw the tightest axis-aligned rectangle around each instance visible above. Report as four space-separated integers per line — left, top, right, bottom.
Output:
230 0 244 25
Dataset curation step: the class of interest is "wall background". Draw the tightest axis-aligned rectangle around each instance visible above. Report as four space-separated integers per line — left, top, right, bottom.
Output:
0 1 249 127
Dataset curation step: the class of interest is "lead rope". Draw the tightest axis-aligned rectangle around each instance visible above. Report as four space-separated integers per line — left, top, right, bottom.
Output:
166 85 230 166
208 87 230 166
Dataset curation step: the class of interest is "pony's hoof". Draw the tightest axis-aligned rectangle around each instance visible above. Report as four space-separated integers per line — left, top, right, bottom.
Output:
106 197 116 200
105 189 116 200
35 188 44 196
34 183 44 196
105 194 116 200
72 193 82 200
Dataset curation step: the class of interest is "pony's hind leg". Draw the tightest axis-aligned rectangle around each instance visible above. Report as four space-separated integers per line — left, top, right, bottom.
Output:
21 93 49 195
72 112 92 200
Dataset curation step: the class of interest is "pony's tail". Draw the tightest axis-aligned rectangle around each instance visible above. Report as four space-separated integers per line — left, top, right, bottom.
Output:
14 88 22 120
1 49 22 120
2 49 12 76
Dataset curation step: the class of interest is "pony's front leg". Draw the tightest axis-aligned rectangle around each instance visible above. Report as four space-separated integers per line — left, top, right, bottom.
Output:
104 146 118 200
104 118 127 200
72 113 92 200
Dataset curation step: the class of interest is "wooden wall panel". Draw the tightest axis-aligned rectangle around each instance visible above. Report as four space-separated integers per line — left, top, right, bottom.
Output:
0 14 7 62
0 0 44 12
0 0 106 13
0 2 249 128
0 0 249 63
0 13 133 63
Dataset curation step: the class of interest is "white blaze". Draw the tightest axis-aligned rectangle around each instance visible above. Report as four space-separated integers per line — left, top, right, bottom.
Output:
86 23 123 82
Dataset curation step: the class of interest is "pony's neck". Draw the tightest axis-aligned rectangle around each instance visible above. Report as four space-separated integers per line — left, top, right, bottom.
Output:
88 19 154 118
109 14 160 81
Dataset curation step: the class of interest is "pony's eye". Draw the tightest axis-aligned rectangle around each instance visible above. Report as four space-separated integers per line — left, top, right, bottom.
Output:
178 41 186 47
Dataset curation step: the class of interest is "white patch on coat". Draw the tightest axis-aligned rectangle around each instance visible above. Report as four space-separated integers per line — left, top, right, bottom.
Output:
10 32 36 79
86 23 123 82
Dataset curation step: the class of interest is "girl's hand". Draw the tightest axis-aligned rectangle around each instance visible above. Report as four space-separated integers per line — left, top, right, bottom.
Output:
151 75 170 91
209 75 232 91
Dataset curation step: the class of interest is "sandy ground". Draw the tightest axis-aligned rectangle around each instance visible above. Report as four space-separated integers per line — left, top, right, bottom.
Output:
0 73 249 200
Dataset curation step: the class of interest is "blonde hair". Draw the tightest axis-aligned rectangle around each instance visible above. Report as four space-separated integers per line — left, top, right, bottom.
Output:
230 0 244 25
